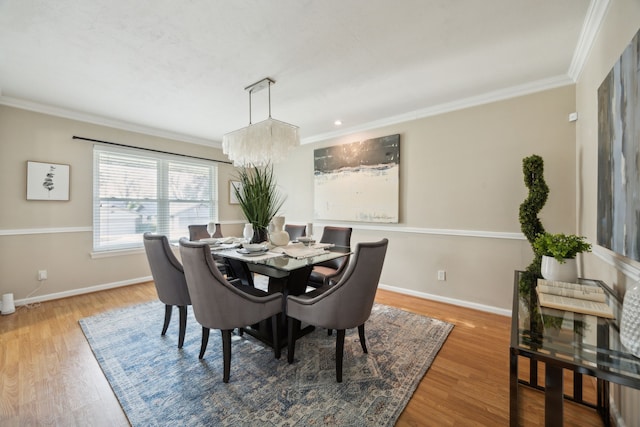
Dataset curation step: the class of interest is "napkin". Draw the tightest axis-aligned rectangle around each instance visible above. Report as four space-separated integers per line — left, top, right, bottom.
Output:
272 245 327 259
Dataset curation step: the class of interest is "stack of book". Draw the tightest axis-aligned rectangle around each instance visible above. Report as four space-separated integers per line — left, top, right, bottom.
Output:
536 279 614 319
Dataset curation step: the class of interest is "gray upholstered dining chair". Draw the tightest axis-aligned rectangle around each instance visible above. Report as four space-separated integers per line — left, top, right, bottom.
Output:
307 226 353 288
187 223 254 287
188 224 227 275
285 224 306 241
188 224 210 241
179 238 283 383
142 232 192 349
287 238 388 382
189 223 223 239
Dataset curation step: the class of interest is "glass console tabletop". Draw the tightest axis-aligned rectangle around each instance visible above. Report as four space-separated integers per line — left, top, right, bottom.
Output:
510 270 640 426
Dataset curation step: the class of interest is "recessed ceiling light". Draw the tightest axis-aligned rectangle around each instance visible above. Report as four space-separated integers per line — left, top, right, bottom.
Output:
334 120 342 126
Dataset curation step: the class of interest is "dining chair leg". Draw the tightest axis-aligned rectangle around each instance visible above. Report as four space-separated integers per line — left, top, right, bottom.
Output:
162 305 172 336
272 313 281 359
287 318 300 363
336 329 346 383
199 327 210 359
178 306 187 349
358 324 368 353
221 329 232 383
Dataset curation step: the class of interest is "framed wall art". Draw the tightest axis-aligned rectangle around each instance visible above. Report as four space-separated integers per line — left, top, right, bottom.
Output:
597 27 640 262
229 180 242 204
313 134 400 223
26 161 70 201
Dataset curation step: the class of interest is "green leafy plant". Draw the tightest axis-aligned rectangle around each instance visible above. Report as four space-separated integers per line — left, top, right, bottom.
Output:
233 163 285 232
533 233 592 263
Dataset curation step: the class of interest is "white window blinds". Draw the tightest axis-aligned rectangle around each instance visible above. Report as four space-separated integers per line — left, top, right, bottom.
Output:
93 145 218 251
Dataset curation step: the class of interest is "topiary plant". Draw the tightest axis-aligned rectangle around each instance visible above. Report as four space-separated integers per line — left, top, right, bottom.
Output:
519 154 549 280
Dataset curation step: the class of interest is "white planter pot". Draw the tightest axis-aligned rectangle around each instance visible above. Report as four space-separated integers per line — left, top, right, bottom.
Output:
541 255 578 283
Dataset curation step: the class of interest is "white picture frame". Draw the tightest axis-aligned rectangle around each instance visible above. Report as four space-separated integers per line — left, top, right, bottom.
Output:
229 180 242 204
26 161 70 201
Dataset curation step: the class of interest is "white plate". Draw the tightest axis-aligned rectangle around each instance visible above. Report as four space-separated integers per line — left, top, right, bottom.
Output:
236 248 268 257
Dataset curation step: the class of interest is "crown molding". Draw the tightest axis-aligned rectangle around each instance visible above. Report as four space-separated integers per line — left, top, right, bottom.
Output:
301 74 574 145
2 60 584 150
567 0 611 81
0 95 222 148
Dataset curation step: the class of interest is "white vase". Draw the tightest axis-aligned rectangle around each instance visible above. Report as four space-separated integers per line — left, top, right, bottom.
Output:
207 222 217 237
540 255 578 283
242 223 254 242
269 216 289 246
620 282 640 358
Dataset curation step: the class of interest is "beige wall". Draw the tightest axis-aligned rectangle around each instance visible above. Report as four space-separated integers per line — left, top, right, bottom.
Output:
1 85 576 313
576 0 640 424
275 85 576 312
577 0 640 287
0 106 244 301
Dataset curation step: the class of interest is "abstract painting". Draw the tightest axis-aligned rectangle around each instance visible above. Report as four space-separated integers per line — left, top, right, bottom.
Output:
597 27 640 262
26 161 70 201
314 134 399 222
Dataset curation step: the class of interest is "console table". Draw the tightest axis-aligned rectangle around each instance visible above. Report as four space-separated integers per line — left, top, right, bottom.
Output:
510 270 640 426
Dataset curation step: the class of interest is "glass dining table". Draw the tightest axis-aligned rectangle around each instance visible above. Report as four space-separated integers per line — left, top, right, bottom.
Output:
210 241 350 294
209 241 351 348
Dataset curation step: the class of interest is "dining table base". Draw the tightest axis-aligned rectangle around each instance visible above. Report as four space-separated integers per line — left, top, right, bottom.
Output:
241 264 316 350
241 318 315 351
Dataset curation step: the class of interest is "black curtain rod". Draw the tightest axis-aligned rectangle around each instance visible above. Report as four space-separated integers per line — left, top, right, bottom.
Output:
73 136 232 165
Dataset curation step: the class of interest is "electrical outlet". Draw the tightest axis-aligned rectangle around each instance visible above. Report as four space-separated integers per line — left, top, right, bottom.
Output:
437 270 446 281
38 270 47 281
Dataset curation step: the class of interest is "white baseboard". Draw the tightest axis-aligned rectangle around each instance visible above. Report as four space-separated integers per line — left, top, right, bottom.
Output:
12 276 510 318
14 276 153 307
378 283 511 317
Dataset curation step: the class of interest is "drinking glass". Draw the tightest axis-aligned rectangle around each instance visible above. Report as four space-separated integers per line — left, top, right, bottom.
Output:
207 222 217 237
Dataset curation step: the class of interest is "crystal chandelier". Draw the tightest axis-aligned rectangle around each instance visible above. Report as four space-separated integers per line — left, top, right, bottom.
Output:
222 78 299 167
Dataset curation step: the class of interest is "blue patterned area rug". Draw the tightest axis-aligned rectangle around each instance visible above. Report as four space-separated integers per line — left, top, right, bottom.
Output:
80 301 453 426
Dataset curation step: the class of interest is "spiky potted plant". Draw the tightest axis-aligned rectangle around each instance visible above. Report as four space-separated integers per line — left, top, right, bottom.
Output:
233 163 286 243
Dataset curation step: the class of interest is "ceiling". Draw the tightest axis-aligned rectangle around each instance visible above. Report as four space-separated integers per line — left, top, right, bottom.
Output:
0 1 604 147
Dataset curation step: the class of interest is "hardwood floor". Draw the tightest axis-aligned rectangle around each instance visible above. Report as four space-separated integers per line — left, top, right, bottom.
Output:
0 283 604 426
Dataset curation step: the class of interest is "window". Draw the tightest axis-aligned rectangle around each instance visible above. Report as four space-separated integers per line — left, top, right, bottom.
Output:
93 145 218 251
